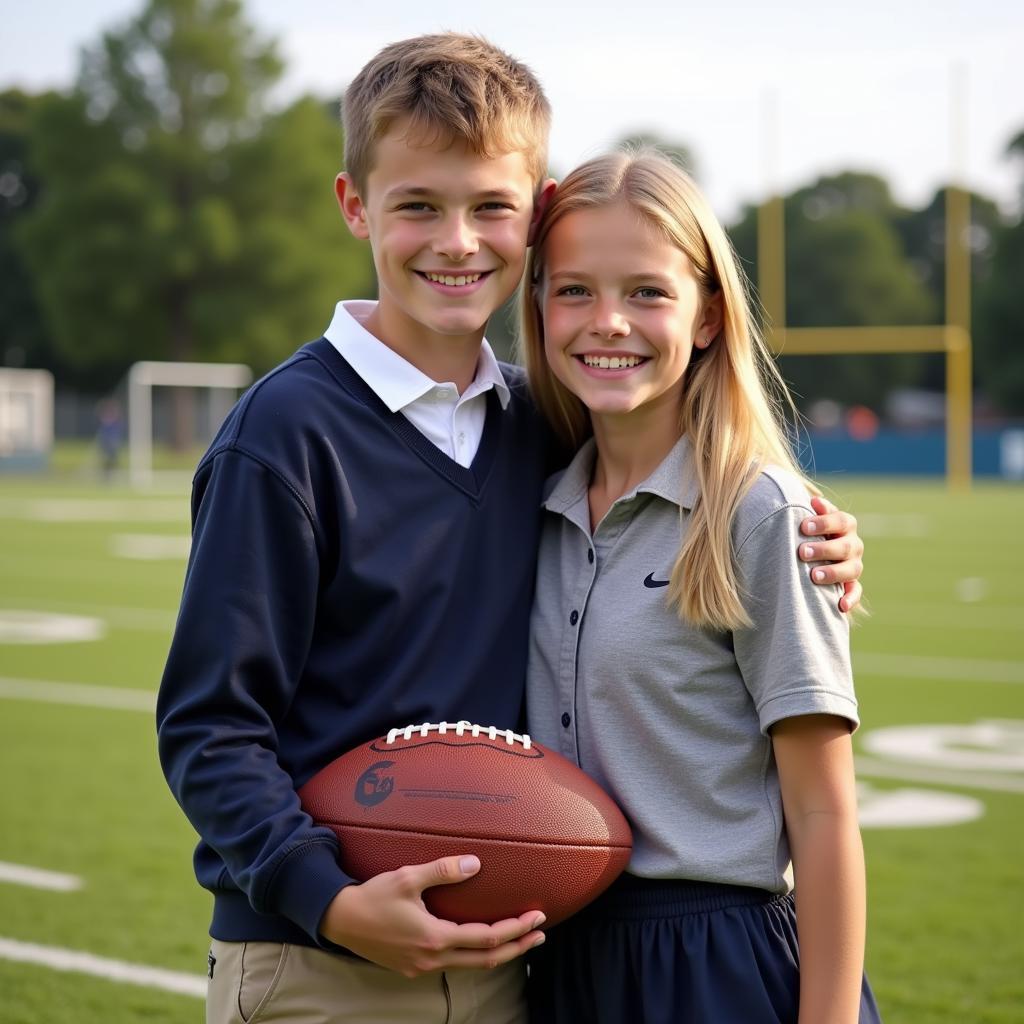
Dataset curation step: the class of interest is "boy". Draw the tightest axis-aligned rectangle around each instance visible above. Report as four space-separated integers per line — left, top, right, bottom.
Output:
157 33 865 1024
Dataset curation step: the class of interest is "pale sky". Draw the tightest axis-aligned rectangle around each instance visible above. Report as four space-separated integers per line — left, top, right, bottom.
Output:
3 0 1023 220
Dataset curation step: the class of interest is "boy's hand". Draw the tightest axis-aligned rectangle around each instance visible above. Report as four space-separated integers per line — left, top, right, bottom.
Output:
800 496 864 613
319 855 545 977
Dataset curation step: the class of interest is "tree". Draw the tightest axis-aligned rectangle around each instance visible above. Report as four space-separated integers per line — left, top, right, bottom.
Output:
18 0 374 398
0 89 57 373
729 172 939 409
976 130 1024 413
891 185 1002 395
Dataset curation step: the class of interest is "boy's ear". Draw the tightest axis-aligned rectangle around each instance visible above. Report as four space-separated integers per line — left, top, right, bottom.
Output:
527 178 558 247
696 291 725 348
335 173 370 240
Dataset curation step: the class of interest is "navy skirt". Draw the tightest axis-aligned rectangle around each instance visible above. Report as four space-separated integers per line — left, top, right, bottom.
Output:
527 875 882 1024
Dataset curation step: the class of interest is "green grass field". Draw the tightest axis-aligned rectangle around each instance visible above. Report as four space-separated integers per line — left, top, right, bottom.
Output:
1 470 1022 1023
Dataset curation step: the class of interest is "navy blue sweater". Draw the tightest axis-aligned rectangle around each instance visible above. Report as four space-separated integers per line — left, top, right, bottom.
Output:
156 337 551 947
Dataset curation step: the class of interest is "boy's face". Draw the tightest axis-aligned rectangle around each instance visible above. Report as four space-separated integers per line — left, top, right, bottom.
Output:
337 121 548 359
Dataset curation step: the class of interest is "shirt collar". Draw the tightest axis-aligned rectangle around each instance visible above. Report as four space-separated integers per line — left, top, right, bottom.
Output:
542 433 700 520
323 300 510 412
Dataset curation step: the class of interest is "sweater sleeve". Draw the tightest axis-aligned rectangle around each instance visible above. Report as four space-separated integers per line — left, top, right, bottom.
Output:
156 446 354 944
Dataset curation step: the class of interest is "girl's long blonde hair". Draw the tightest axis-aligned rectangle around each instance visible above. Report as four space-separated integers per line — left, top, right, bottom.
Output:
519 148 818 631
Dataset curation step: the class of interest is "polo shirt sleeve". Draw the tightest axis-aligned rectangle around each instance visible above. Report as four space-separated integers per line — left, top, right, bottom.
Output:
732 493 859 735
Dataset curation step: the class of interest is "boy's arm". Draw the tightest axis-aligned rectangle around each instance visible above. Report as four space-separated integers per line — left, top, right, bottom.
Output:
157 449 543 969
800 496 865 613
157 449 349 940
772 715 866 1024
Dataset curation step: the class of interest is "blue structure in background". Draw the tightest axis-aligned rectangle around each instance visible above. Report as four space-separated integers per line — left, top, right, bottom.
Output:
797 429 1024 479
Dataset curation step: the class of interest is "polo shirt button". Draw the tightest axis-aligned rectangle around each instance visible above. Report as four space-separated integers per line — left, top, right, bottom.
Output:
561 712 571 728
587 549 594 563
569 610 579 625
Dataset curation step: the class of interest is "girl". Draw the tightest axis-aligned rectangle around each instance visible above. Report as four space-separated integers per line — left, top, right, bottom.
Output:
521 150 881 1023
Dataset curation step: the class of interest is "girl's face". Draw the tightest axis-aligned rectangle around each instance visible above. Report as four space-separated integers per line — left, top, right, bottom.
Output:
540 200 715 424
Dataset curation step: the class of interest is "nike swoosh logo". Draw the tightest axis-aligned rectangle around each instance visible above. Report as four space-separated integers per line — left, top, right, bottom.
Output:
643 573 670 589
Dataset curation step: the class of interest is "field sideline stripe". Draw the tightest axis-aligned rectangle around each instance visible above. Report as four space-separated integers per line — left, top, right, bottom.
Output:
1 601 176 631
0 677 155 712
866 606 1024 632
0 861 83 891
0 937 205 998
854 652 1024 684
855 756 1024 794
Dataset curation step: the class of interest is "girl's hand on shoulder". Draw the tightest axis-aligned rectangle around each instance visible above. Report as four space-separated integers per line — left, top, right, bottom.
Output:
799 496 864 613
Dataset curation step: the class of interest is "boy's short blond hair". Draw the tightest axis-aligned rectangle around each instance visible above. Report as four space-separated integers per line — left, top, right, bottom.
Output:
343 33 551 193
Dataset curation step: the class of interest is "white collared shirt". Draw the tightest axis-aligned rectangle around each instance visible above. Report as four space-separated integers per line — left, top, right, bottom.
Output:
323 300 510 468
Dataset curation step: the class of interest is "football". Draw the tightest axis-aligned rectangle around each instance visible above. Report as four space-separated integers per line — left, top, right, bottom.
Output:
298 720 632 927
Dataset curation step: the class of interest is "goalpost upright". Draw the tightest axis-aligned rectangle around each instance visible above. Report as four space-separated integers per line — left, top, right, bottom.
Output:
757 70 973 491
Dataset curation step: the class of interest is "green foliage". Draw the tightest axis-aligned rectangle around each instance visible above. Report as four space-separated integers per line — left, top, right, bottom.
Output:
786 208 935 328
976 216 1024 412
16 0 373 390
786 203 935 403
0 89 57 372
732 172 938 327
730 173 936 407
891 186 1002 308
727 167 1024 413
974 134 1024 413
891 186 1004 396
5 0 1022 413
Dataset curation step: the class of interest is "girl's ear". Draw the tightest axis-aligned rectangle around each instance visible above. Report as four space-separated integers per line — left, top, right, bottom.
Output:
696 290 724 348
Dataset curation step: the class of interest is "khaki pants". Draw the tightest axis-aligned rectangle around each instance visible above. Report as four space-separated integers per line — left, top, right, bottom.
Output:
206 939 528 1024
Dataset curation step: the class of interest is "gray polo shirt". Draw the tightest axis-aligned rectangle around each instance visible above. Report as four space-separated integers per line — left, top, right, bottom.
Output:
526 435 858 893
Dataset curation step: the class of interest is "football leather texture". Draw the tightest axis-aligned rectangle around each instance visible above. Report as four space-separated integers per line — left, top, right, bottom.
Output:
298 721 633 927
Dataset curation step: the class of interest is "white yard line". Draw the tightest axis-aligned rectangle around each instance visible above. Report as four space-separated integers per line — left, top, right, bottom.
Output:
865 606 1024 632
0 611 106 645
0 937 205 998
854 652 1024 685
0 602 175 632
855 513 930 537
0 677 155 712
0 499 188 523
109 534 191 560
855 756 1024 794
0 862 82 892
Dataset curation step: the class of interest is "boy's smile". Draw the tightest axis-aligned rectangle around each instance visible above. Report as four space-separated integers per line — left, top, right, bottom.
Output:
337 120 544 387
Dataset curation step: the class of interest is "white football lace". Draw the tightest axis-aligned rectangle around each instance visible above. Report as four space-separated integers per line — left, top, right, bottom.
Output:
385 720 533 749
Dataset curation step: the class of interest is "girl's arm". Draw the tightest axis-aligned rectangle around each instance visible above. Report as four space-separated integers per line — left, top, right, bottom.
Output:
772 714 866 1024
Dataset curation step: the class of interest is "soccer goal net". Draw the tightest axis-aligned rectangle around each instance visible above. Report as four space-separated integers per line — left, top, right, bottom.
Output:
0 368 54 472
126 361 253 487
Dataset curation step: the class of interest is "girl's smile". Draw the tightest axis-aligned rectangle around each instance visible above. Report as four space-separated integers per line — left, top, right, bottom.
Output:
576 351 649 372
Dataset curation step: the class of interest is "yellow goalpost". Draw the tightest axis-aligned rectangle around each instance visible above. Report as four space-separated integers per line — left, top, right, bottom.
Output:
757 188 973 491
756 79 973 491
